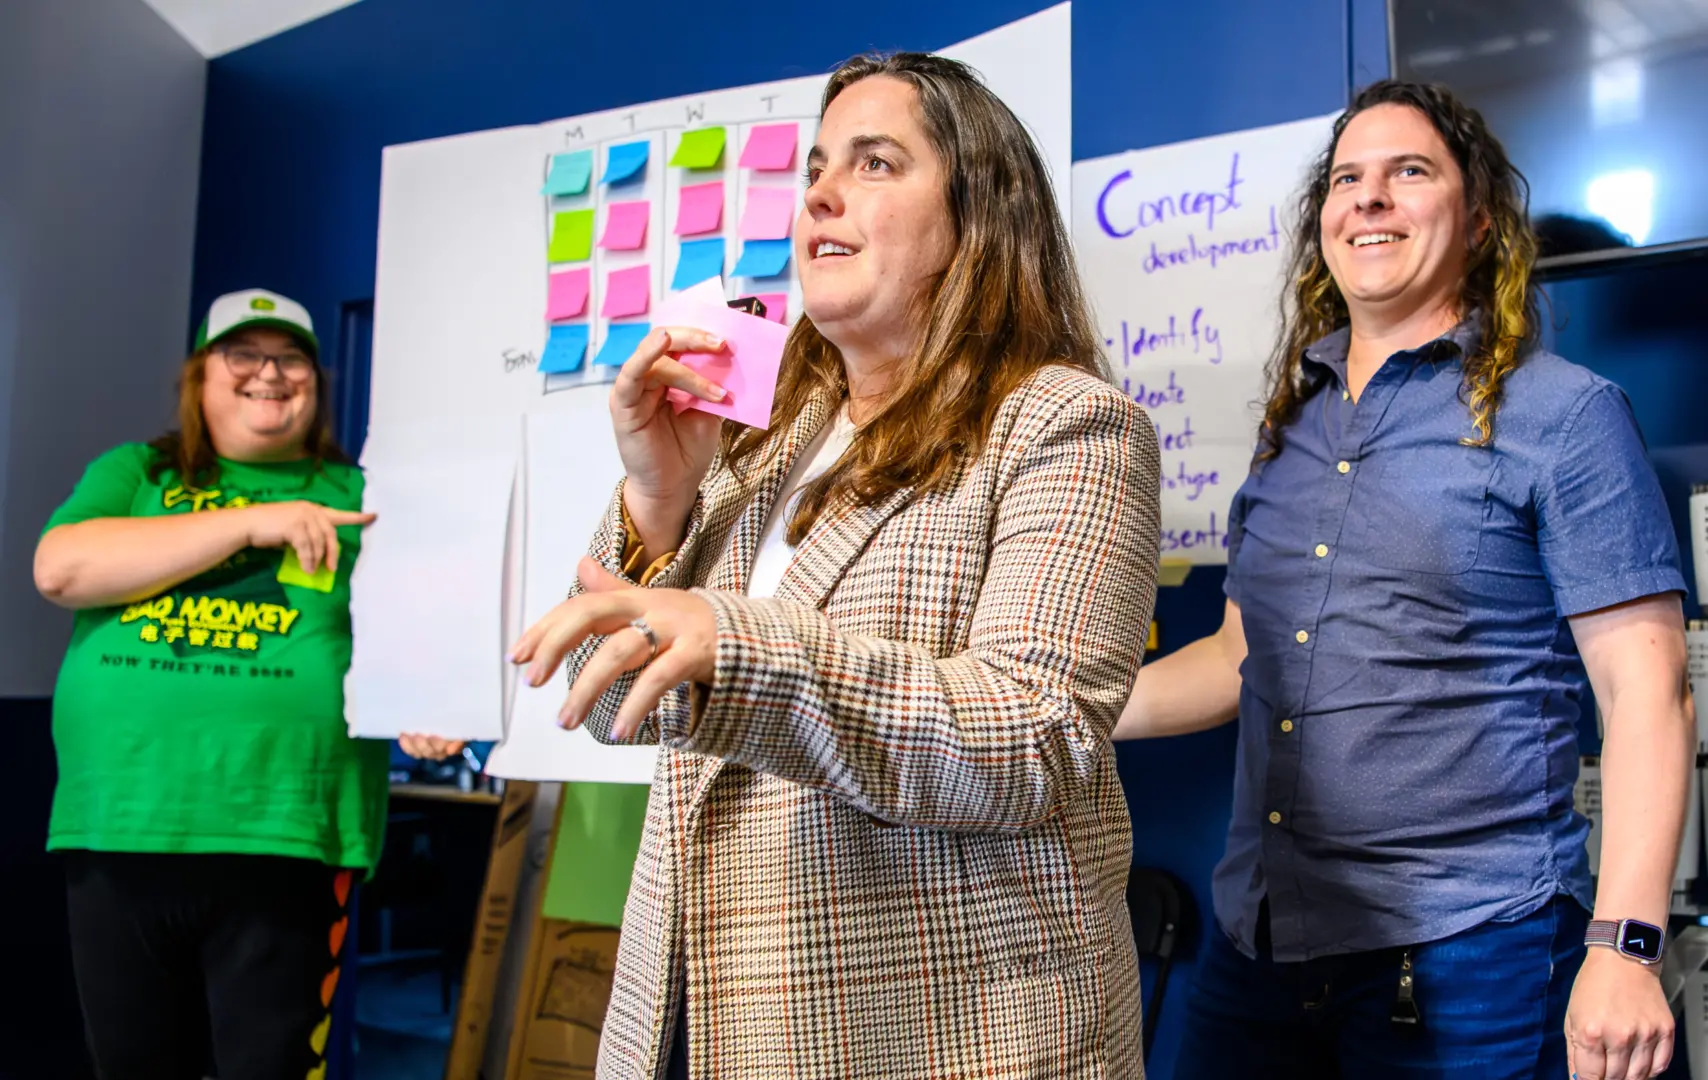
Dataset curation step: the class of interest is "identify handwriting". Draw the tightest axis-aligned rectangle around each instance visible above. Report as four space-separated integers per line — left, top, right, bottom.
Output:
1095 153 1245 239
1108 309 1222 365
503 348 537 373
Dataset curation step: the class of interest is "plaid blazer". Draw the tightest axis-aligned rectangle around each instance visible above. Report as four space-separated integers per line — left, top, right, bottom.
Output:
570 364 1161 1079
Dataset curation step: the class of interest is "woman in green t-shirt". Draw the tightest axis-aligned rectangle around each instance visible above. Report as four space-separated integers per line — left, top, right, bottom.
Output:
35 288 383 1080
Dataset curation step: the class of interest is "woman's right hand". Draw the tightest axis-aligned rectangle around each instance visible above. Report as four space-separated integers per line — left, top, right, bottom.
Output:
241 501 377 574
610 327 729 551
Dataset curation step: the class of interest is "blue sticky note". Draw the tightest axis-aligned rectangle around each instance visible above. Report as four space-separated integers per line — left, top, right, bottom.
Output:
540 324 590 374
731 239 792 278
671 238 726 290
603 141 649 185
594 322 652 367
542 150 593 196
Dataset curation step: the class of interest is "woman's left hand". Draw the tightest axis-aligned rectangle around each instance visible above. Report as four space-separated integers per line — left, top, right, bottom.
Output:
510 556 717 740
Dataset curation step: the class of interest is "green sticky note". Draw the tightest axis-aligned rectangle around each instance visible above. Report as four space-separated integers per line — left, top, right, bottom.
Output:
541 782 651 927
669 127 726 170
276 547 335 593
548 208 594 262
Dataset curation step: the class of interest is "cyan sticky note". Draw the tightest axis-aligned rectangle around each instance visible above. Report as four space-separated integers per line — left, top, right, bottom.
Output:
675 181 724 235
731 239 792 278
602 265 651 318
546 268 591 320
277 546 336 593
548 209 594 262
595 323 652 367
738 187 796 240
672 238 726 290
599 200 650 251
755 292 788 324
542 150 594 196
670 127 726 170
604 141 649 185
739 123 799 171
540 324 590 374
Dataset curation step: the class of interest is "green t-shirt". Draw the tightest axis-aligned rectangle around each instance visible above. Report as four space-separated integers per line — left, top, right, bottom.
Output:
44 443 388 869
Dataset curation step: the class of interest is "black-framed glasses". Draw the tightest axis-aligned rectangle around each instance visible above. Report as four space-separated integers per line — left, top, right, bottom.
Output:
220 345 316 381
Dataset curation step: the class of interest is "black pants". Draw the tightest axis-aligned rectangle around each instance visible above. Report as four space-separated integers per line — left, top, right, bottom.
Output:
63 850 354 1080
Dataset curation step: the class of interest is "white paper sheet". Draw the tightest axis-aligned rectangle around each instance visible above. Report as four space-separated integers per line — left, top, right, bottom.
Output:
345 419 518 740
485 397 658 782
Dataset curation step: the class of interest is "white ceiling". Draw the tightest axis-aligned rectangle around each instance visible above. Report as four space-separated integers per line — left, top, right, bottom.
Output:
139 0 366 57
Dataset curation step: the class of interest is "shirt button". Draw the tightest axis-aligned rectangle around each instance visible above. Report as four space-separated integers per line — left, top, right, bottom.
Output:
1268 811 1283 825
1295 630 1310 644
1280 719 1295 733
1337 461 1351 475
1314 543 1329 558
1342 389 1350 401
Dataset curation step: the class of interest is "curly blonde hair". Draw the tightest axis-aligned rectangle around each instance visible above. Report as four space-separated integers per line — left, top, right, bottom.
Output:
1258 80 1540 460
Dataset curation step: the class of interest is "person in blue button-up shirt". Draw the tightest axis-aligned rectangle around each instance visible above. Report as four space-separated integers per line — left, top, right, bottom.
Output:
1117 80 1693 1080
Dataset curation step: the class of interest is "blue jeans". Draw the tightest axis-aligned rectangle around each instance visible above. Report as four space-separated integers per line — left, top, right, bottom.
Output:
1177 896 1588 1079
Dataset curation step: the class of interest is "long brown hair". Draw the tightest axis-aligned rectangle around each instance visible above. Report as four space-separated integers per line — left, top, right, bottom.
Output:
146 340 349 487
1258 79 1540 460
722 52 1105 543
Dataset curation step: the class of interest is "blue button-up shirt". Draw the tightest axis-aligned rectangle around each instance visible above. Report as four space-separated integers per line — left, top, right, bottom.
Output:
1218 318 1685 961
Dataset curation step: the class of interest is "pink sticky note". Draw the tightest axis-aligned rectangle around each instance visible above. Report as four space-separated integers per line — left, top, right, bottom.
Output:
546 268 591 320
655 280 788 429
738 187 796 241
675 181 724 235
601 265 651 318
599 200 649 251
756 293 788 324
739 123 799 170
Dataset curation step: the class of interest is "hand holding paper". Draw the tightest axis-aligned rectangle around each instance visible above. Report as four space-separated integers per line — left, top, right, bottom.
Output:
655 279 788 430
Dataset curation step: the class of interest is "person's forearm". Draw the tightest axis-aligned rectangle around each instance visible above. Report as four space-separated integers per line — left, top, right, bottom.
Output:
1596 687 1695 930
35 513 255 610
1114 633 1241 740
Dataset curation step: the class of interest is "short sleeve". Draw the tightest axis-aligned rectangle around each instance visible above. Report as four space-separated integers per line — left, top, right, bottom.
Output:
1537 384 1686 616
42 444 153 534
1223 483 1252 604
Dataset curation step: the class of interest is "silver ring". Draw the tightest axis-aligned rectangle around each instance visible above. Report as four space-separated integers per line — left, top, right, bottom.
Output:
629 617 659 665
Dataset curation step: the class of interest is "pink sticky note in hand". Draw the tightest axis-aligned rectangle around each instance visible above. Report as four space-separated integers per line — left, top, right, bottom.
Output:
755 293 788 324
675 181 724 235
739 123 799 170
738 187 797 241
599 200 650 251
601 265 651 318
546 268 591 320
656 279 788 429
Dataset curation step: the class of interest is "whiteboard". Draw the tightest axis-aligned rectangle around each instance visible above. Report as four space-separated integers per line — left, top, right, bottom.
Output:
1071 113 1336 565
353 4 1074 776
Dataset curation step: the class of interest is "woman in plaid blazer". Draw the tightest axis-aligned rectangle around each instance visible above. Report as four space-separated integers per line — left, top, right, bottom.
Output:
512 52 1162 1079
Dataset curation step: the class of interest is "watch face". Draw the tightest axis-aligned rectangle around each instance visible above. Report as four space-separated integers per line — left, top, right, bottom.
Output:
1619 921 1665 961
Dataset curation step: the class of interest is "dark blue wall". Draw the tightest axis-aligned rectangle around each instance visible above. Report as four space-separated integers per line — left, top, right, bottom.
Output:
186 2 1707 1077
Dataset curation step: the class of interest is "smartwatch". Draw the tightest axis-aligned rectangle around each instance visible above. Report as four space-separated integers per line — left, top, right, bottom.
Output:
1585 918 1665 965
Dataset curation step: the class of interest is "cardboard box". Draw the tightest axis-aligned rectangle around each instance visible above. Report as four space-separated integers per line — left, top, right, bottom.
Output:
444 779 540 1080
506 921 621 1079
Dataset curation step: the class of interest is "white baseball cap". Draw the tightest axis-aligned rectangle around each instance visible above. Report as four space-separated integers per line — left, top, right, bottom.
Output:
195 288 319 356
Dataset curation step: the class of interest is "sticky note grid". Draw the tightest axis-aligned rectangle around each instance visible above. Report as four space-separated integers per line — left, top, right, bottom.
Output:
539 117 810 389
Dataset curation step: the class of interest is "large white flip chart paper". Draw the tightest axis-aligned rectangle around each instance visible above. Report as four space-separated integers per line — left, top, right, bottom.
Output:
1072 113 1336 565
